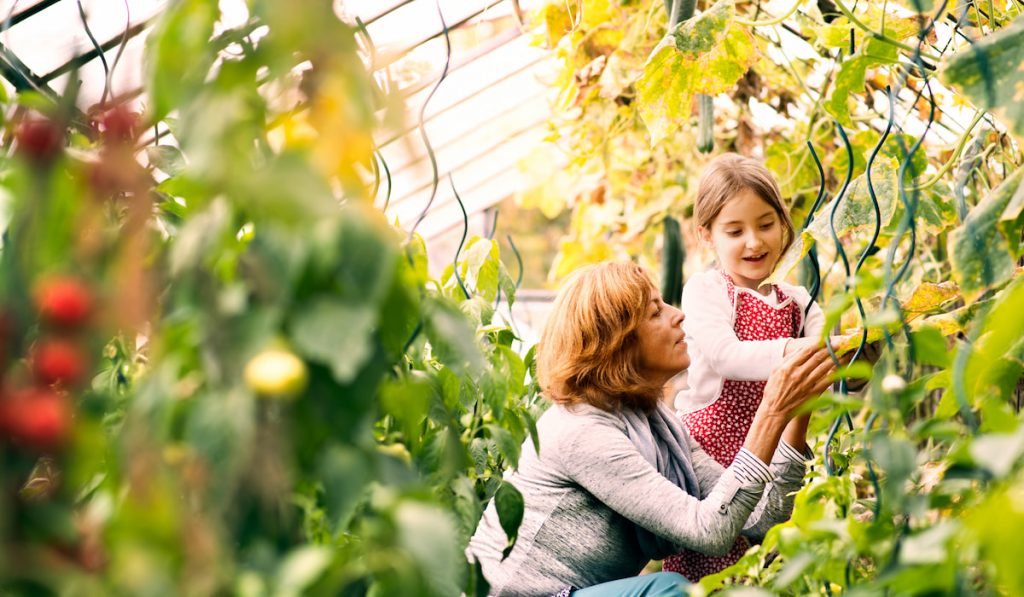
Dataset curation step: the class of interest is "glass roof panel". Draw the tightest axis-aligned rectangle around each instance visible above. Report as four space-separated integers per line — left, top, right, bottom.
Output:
1 0 163 77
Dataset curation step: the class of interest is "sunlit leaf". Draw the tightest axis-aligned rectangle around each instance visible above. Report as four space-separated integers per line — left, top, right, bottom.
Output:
636 0 756 144
145 0 218 120
902 281 959 315
941 16 1024 139
808 158 900 241
824 38 899 126
949 168 1023 303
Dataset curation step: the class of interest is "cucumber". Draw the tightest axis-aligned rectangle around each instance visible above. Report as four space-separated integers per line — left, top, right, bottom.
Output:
697 93 714 154
661 216 685 307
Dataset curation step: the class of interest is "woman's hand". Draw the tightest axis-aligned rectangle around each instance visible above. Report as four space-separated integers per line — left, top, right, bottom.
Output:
761 344 838 419
742 346 838 463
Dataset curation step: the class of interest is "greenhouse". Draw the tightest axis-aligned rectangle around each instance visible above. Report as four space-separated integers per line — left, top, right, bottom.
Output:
0 0 1022 594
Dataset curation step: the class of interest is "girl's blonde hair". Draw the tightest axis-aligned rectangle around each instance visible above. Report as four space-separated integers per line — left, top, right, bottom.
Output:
537 262 664 413
694 153 796 255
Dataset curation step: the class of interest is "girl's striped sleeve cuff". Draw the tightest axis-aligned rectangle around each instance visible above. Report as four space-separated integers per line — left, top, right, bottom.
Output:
731 448 774 486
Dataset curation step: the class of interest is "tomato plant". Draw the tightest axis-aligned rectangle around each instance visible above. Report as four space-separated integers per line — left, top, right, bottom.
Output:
0 0 1021 595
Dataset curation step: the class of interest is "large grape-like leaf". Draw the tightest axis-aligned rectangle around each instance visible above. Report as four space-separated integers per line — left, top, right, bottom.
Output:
767 159 899 284
949 167 1023 303
998 173 1024 259
825 38 900 126
941 16 1024 140
636 0 756 145
807 158 900 241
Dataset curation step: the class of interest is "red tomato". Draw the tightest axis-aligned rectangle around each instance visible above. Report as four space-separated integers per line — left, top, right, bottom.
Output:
15 118 65 165
97 105 139 144
32 339 87 386
0 388 72 451
33 276 94 328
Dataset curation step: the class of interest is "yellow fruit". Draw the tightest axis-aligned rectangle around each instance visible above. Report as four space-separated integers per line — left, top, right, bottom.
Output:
244 349 308 399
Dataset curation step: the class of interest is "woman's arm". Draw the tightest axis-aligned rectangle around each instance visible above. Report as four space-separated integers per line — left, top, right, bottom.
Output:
561 417 769 557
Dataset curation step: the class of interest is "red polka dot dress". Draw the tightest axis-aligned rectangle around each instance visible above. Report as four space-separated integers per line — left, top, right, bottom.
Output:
663 271 803 581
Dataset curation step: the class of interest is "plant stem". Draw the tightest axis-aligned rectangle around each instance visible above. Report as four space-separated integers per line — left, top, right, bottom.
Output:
735 0 804 26
912 110 985 191
832 0 942 62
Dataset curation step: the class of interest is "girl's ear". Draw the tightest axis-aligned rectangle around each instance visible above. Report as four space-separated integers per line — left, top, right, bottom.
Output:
696 225 712 245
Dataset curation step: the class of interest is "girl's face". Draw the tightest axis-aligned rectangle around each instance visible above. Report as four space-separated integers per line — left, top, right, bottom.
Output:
699 188 785 292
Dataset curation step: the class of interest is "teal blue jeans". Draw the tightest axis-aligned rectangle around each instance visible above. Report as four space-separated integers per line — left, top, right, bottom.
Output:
572 572 690 596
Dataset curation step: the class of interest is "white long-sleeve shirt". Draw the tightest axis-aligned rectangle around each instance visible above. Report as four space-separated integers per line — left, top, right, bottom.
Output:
675 269 825 414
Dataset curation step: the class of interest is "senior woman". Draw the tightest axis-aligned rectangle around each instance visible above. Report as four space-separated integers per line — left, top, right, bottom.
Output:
467 262 836 596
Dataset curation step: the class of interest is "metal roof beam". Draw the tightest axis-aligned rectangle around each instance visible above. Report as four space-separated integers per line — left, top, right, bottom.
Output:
377 51 545 149
40 18 152 83
5 0 64 29
372 0 508 72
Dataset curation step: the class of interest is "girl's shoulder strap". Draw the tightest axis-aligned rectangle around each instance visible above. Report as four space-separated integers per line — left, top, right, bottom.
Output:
717 269 737 306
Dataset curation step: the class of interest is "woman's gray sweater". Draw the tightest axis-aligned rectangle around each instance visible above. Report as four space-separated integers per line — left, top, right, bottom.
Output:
466 403 810 596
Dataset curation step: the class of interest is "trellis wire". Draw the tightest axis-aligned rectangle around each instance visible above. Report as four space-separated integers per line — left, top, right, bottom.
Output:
402 0 452 353
407 0 451 244
451 174 471 301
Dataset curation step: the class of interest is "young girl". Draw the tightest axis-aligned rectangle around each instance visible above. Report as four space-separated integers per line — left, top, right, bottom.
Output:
663 153 831 580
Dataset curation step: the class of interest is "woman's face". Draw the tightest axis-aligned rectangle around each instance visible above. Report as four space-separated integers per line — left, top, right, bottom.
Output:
636 289 688 385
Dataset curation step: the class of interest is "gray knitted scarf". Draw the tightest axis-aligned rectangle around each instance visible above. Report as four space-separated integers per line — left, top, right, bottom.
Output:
621 402 702 560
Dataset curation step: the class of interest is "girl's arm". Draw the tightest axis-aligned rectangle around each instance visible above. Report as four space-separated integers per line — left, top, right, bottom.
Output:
682 273 790 381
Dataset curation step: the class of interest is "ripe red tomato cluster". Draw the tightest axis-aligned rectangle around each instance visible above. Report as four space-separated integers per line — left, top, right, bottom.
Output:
0 275 95 451
14 118 65 166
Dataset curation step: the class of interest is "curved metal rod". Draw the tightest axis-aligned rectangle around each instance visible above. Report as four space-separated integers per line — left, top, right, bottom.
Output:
102 0 131 107
407 0 452 243
487 209 500 240
824 122 856 476
377 150 393 211
801 141 829 321
864 411 883 518
507 234 524 290
75 0 109 105
845 86 895 366
451 174 471 300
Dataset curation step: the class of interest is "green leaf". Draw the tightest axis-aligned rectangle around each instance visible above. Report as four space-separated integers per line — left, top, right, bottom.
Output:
379 376 433 451
275 546 332 597
146 145 187 175
424 298 486 373
318 445 371 530
290 299 377 384
806 158 900 242
898 522 958 565
963 276 1024 401
969 428 1024 478
824 38 899 126
941 16 1024 140
145 0 218 120
461 237 501 302
998 172 1024 259
395 501 462 596
485 423 521 468
911 325 951 368
494 481 524 560
636 0 755 144
949 168 1023 303
168 197 233 276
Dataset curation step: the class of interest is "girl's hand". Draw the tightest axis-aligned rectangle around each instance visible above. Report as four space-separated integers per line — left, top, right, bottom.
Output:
784 335 848 356
760 345 838 420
